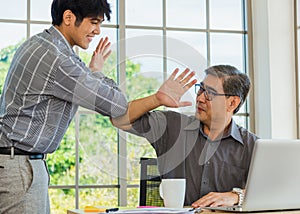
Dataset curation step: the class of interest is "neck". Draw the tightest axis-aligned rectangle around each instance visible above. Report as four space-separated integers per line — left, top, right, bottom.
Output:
203 117 232 141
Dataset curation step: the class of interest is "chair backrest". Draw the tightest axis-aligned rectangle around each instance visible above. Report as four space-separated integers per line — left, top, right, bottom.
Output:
139 157 164 207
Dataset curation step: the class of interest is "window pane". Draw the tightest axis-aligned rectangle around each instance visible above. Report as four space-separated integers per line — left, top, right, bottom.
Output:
166 0 206 28
48 121 76 186
127 134 156 185
49 189 75 213
0 0 26 20
166 31 207 113
126 29 163 100
210 33 244 70
125 0 162 26
79 114 118 185
79 188 118 208
31 0 52 21
210 0 244 30
0 23 26 50
108 0 117 25
30 24 52 36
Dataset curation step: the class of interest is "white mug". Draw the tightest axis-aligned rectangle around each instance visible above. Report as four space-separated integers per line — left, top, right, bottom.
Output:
159 178 186 208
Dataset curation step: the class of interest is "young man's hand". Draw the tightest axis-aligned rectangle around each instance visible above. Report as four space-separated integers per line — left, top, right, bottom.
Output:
89 37 112 72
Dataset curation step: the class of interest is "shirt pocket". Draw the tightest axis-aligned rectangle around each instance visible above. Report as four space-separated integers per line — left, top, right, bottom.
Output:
216 161 247 191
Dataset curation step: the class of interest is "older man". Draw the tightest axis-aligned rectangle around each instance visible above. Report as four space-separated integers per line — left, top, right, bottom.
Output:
112 65 258 208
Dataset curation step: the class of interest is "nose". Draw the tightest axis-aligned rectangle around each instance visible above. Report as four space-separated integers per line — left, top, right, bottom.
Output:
196 91 206 103
94 24 101 35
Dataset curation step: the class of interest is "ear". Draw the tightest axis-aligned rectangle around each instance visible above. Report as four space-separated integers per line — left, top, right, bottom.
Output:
227 96 241 113
62 9 75 26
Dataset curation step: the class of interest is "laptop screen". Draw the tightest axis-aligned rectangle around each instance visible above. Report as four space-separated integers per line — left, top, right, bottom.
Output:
243 139 300 211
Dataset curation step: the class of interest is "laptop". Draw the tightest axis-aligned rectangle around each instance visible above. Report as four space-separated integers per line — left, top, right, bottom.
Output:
205 139 300 212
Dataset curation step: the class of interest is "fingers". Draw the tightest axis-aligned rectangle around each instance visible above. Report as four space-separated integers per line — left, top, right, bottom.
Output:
95 37 111 54
178 101 193 107
174 68 190 82
169 68 196 89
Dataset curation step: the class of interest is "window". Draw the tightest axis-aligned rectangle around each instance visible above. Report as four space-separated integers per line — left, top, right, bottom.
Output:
0 0 251 213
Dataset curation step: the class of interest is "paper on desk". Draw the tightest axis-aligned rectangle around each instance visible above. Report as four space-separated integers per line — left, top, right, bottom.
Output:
115 207 195 213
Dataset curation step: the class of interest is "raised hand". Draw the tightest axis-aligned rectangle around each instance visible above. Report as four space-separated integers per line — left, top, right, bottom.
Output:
156 68 197 108
89 37 112 72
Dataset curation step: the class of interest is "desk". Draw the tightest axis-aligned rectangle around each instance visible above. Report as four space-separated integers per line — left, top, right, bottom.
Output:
67 209 300 214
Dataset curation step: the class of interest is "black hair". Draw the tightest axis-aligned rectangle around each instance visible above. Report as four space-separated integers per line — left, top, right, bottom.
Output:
204 65 251 114
51 0 111 26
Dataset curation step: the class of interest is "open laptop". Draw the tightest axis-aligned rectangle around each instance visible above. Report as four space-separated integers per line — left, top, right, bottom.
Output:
205 139 300 212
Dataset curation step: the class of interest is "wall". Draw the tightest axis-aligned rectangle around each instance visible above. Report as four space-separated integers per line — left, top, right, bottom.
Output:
251 0 297 138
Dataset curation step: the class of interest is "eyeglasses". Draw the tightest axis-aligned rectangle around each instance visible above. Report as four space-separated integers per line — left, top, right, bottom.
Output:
195 82 236 101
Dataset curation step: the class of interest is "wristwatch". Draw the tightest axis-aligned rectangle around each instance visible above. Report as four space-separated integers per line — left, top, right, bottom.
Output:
232 187 244 206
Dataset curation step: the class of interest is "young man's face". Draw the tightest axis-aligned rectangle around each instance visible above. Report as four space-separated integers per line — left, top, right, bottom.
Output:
66 15 103 49
195 74 229 127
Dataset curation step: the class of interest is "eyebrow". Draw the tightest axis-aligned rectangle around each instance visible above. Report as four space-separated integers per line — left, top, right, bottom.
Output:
202 83 218 93
90 17 104 22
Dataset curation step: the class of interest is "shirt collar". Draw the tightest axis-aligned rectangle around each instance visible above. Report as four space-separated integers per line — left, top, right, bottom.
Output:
47 26 74 54
184 117 244 145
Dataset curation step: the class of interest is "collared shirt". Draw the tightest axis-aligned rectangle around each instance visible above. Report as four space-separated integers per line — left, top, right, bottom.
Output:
129 110 258 205
0 26 127 153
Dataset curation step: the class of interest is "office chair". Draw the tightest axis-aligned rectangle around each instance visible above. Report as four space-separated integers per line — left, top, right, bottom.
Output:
139 157 164 207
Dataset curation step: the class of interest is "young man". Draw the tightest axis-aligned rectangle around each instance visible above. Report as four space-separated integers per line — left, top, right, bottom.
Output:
0 1 196 212
0 1 127 213
112 65 259 208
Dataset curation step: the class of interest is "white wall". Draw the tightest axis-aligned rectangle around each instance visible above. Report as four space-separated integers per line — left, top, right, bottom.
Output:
251 0 297 138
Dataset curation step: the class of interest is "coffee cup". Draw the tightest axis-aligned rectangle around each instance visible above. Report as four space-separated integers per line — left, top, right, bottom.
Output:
159 178 186 208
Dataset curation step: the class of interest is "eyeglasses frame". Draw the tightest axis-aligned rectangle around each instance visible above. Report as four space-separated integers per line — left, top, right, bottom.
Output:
195 82 236 101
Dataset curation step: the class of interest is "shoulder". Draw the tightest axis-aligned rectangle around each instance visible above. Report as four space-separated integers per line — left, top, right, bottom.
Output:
236 124 259 147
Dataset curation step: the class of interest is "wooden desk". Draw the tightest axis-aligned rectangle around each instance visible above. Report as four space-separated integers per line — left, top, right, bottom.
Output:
67 209 300 214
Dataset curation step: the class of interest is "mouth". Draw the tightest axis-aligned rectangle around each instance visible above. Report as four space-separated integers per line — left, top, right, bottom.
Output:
87 35 94 42
197 105 206 113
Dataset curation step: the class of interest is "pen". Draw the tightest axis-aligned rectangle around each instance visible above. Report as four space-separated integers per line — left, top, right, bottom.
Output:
84 206 119 213
105 208 119 213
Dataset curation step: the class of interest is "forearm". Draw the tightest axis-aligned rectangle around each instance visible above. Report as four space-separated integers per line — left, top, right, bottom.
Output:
111 94 160 129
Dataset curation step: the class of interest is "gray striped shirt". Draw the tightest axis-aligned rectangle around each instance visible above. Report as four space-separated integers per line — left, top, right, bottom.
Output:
0 26 128 153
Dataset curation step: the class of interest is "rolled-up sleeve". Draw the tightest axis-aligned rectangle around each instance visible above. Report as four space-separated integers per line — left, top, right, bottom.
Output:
53 57 128 118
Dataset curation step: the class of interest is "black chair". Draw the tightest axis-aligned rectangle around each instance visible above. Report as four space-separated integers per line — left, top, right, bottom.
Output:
139 157 164 207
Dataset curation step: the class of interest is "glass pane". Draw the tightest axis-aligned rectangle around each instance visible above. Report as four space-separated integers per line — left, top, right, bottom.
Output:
31 0 52 21
127 187 140 207
126 0 162 26
127 134 156 185
48 121 76 186
126 29 164 100
0 23 26 50
210 33 244 70
49 188 75 214
0 0 26 20
79 188 118 208
166 0 206 28
108 0 117 25
79 113 118 185
233 115 247 128
166 31 207 113
210 0 244 30
30 24 52 36
0 23 26 93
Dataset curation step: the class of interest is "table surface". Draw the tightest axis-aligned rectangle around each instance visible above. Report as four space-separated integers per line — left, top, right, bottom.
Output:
67 208 300 214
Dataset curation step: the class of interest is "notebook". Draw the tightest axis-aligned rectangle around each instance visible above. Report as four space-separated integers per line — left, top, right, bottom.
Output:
205 139 300 212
